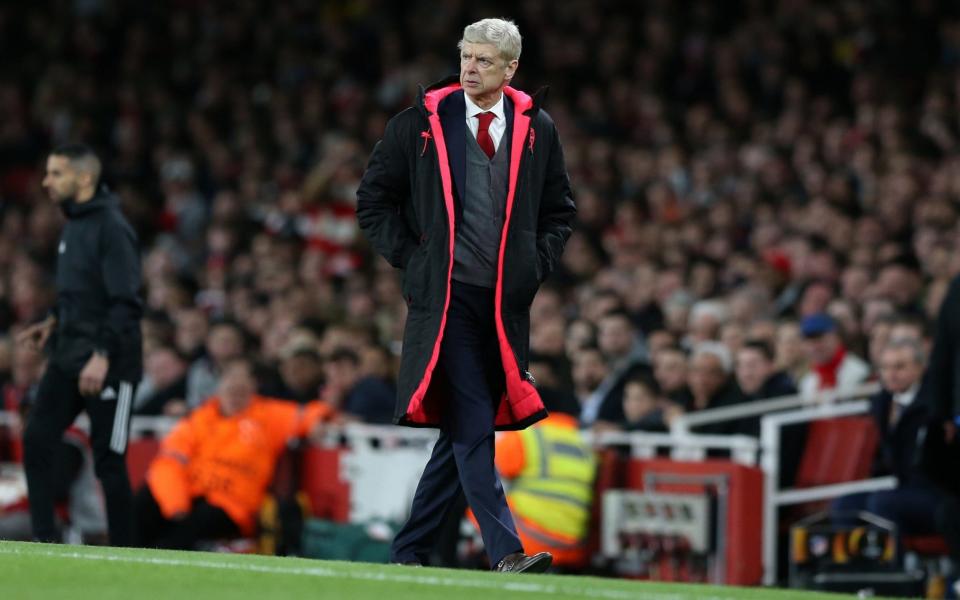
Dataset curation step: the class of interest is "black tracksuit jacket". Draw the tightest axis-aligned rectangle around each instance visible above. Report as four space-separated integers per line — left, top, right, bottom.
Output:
49 185 143 381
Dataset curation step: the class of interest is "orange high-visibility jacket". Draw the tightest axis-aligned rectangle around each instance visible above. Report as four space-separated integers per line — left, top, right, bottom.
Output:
146 395 333 535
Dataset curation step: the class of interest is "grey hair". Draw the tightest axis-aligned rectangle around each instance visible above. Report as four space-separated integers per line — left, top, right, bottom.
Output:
693 341 734 374
882 337 927 366
690 299 730 327
458 18 522 62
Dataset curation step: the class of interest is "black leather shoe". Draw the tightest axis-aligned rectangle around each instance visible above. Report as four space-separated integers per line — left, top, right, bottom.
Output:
494 552 552 573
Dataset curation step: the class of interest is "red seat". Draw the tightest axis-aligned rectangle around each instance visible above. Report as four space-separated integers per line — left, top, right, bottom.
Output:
794 416 879 488
126 437 161 491
902 535 950 556
300 446 350 522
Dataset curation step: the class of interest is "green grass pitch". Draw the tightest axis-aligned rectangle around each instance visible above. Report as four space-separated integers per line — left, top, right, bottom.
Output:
0 540 890 599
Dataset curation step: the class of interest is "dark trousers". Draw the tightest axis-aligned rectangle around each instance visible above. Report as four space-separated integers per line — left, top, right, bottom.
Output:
391 281 523 567
831 485 943 535
134 485 239 550
23 365 136 545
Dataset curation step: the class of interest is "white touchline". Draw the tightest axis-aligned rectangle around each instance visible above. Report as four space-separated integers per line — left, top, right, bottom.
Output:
0 545 744 600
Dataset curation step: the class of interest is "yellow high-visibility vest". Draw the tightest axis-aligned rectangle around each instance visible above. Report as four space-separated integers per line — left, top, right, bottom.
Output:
509 419 596 542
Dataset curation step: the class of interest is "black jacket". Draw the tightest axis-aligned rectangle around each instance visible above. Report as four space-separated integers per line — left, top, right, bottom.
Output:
921 274 960 420
50 185 143 380
356 77 576 430
869 389 930 486
734 371 798 437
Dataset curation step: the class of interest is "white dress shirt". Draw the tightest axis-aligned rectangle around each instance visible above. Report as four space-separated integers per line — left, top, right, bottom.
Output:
893 384 919 408
464 92 506 152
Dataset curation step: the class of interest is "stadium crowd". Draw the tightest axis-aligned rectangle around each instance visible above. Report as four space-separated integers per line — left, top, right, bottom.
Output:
2 0 960 556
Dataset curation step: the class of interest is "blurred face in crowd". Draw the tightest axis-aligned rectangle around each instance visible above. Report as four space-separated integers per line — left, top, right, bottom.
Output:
720 322 746 354
623 380 658 423
803 330 841 366
654 348 687 393
646 330 676 359
776 322 805 369
565 319 596 358
798 282 834 318
597 313 635 360
217 360 256 416
281 351 323 395
530 316 567 356
207 323 244 366
360 345 393 380
736 346 774 396
878 345 923 395
572 348 608 395
145 347 186 388
459 42 517 107
324 355 360 396
689 352 727 403
748 320 777 348
877 264 922 308
175 308 209 356
827 299 859 341
861 298 895 334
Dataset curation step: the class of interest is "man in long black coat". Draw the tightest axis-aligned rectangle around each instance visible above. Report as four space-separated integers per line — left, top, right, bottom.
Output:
356 18 575 572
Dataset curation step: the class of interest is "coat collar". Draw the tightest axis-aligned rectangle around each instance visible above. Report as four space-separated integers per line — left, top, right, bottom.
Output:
417 75 547 117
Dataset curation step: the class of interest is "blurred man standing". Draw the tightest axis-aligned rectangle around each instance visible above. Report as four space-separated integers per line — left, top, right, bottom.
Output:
357 18 576 572
17 144 143 545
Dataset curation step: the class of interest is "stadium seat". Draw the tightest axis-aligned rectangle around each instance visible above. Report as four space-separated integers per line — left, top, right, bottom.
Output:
901 535 950 556
793 416 879 490
300 445 350 522
126 436 160 491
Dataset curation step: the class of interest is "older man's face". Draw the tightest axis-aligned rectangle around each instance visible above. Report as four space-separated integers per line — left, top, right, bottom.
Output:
879 346 923 395
459 42 517 105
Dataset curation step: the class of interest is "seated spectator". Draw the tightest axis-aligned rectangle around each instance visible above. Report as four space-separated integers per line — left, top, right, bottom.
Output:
682 342 746 434
581 310 651 427
653 345 693 407
571 345 609 427
185 319 247 410
133 345 188 416
798 313 870 398
775 320 809 387
494 403 596 569
136 357 333 549
323 346 395 424
733 340 798 437
831 340 944 536
735 340 797 402
172 307 209 362
277 343 325 405
620 376 667 432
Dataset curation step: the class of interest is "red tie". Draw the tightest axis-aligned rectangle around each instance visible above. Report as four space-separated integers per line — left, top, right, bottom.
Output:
476 112 496 159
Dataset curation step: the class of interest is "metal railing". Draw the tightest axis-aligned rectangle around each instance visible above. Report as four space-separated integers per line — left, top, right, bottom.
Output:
671 382 881 435
759 398 896 585
587 429 760 466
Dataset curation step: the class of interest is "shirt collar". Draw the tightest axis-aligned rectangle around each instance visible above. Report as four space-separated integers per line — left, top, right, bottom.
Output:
893 384 919 407
464 91 505 122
